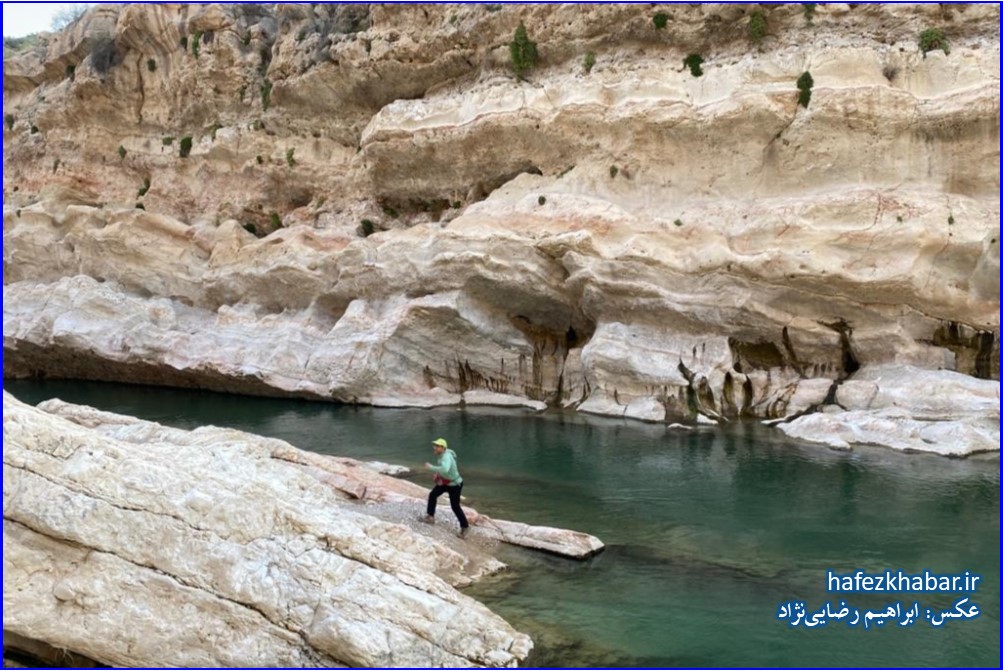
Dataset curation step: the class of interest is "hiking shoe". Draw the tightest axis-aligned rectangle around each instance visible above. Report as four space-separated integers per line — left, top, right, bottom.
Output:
418 514 435 525
458 526 470 539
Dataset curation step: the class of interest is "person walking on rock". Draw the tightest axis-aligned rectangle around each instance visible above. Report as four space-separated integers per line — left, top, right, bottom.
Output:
420 438 470 538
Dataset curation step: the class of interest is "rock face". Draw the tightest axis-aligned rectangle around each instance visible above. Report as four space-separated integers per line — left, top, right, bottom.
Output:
2 391 535 667
3 3 1000 455
778 365 999 455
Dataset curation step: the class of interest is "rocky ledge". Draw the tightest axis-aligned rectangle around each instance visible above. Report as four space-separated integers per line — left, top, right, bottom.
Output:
3 391 604 667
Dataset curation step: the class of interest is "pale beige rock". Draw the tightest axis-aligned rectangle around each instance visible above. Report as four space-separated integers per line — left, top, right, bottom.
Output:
836 381 880 410
785 378 835 417
778 409 998 457
778 367 1000 455
3 392 533 667
2 3 999 456
463 390 547 411
473 518 605 559
849 365 1000 418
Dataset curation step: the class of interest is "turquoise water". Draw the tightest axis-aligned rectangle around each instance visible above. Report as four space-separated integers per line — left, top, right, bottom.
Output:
5 379 999 667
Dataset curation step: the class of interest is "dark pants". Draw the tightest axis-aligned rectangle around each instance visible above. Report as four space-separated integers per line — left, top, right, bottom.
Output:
427 483 468 528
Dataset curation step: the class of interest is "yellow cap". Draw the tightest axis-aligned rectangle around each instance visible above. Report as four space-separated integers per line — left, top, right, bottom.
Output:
432 438 448 448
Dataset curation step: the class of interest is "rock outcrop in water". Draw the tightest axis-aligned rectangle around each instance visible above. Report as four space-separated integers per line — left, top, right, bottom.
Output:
3 3 999 454
3 391 541 667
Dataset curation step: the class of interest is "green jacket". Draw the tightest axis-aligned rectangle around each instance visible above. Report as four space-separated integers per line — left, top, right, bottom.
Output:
430 448 463 485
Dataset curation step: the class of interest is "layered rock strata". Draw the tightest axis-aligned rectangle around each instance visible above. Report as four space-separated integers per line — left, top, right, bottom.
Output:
3 3 999 455
3 391 544 667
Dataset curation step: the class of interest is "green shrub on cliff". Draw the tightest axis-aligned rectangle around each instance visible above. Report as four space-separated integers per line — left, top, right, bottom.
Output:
117 145 126 159
147 58 156 72
918 28 949 56
4 34 41 59
286 147 296 167
683 54 703 77
796 71 814 108
89 36 117 75
509 22 538 78
748 11 767 44
583 51 596 75
4 114 13 131
162 136 174 146
802 3 816 26
261 79 273 111
179 136 193 158
191 30 203 58
653 12 668 30
270 212 282 230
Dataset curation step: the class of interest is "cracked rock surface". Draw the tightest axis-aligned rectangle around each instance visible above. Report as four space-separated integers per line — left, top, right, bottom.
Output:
2 391 533 667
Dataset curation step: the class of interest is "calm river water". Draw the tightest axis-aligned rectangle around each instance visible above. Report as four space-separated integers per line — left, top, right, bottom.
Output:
5 379 999 667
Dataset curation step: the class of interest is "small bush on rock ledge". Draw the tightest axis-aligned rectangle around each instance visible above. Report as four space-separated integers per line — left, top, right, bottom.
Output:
261 80 273 111
796 71 814 108
802 3 816 26
683 54 704 77
191 30 203 59
653 12 668 30
918 28 949 56
179 136 193 158
748 11 767 45
509 22 538 79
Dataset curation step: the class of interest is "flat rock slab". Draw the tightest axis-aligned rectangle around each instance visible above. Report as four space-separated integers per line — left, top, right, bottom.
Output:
271 442 605 560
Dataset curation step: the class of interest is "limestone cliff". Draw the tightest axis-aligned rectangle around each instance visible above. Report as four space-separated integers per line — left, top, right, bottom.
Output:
3 3 999 454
